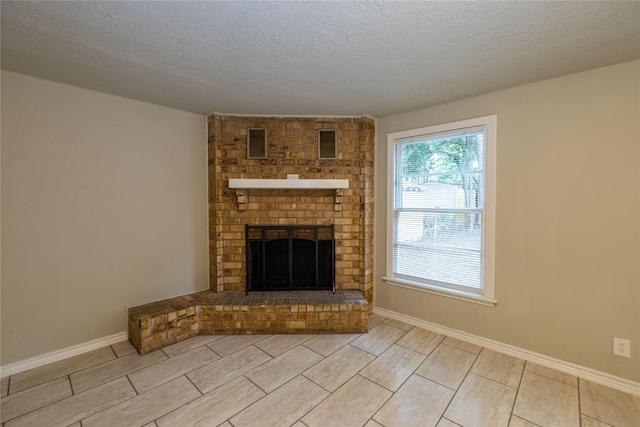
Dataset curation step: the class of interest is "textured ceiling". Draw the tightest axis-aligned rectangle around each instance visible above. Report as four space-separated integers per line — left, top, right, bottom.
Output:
2 1 639 117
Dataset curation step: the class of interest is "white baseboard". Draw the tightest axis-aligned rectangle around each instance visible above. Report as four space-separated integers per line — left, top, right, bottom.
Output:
1 332 129 378
373 306 640 397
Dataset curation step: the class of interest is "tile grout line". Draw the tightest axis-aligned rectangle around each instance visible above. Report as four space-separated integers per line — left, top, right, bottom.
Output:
244 370 329 426
360 332 414 426
465 348 525 391
299 339 373 397
125 372 139 395
358 324 431 426
242 372 270 395
184 372 206 396
578 377 583 427
524 362 581 388
407 338 466 392
507 358 528 426
438 340 481 356
107 343 118 359
436 344 482 425
0 384 61 424
68 374 76 396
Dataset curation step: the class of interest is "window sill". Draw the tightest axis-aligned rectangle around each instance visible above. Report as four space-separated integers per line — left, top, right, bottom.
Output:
382 276 497 307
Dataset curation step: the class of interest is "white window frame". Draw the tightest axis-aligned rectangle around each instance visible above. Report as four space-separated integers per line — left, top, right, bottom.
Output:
383 115 497 306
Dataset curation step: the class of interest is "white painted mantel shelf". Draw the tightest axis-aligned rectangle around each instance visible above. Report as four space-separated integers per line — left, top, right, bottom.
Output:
229 178 349 189
228 178 349 210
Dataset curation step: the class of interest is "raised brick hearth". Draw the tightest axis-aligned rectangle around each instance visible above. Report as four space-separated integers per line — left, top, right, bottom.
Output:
128 290 368 354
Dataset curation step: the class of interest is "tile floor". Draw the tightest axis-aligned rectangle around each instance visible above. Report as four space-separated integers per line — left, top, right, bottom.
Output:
2 314 639 427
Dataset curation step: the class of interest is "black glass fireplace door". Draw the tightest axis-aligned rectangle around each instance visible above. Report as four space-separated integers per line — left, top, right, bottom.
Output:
246 225 335 293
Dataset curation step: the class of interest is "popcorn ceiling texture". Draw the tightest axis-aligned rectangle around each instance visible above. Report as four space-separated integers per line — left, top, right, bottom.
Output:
4 2 638 116
208 114 375 303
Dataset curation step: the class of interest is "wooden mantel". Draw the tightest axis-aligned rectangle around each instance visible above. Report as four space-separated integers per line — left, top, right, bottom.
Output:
229 178 349 210
229 178 349 190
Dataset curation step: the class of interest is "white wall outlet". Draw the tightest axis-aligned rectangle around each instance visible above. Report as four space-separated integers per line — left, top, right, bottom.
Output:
613 337 631 358
287 174 299 179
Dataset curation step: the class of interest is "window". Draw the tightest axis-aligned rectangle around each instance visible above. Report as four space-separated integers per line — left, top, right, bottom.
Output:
384 115 497 305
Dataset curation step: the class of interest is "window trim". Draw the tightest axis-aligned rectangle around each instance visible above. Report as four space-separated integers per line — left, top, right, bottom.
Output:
383 115 497 306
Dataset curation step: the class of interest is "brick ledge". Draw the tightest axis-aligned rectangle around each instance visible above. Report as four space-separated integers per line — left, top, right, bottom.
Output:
128 290 369 354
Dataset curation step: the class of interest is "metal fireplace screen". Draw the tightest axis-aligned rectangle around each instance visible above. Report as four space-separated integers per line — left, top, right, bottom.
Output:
246 225 335 293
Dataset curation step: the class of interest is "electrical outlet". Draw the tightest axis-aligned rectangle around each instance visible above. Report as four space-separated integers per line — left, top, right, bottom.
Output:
613 337 631 358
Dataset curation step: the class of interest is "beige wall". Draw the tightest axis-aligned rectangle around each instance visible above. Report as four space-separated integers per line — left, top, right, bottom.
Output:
375 60 640 382
1 71 208 365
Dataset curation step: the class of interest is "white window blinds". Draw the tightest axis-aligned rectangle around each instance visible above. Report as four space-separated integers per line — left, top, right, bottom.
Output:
386 116 496 303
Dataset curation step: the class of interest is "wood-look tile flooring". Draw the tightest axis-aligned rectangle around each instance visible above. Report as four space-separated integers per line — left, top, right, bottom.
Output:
2 314 639 426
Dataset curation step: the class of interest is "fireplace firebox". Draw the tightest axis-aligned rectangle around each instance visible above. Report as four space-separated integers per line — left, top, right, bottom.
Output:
246 225 335 293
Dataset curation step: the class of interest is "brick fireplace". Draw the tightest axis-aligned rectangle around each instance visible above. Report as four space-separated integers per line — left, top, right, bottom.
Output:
208 114 375 302
127 115 374 354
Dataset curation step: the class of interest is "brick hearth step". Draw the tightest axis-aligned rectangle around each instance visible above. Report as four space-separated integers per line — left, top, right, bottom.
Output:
128 290 369 354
